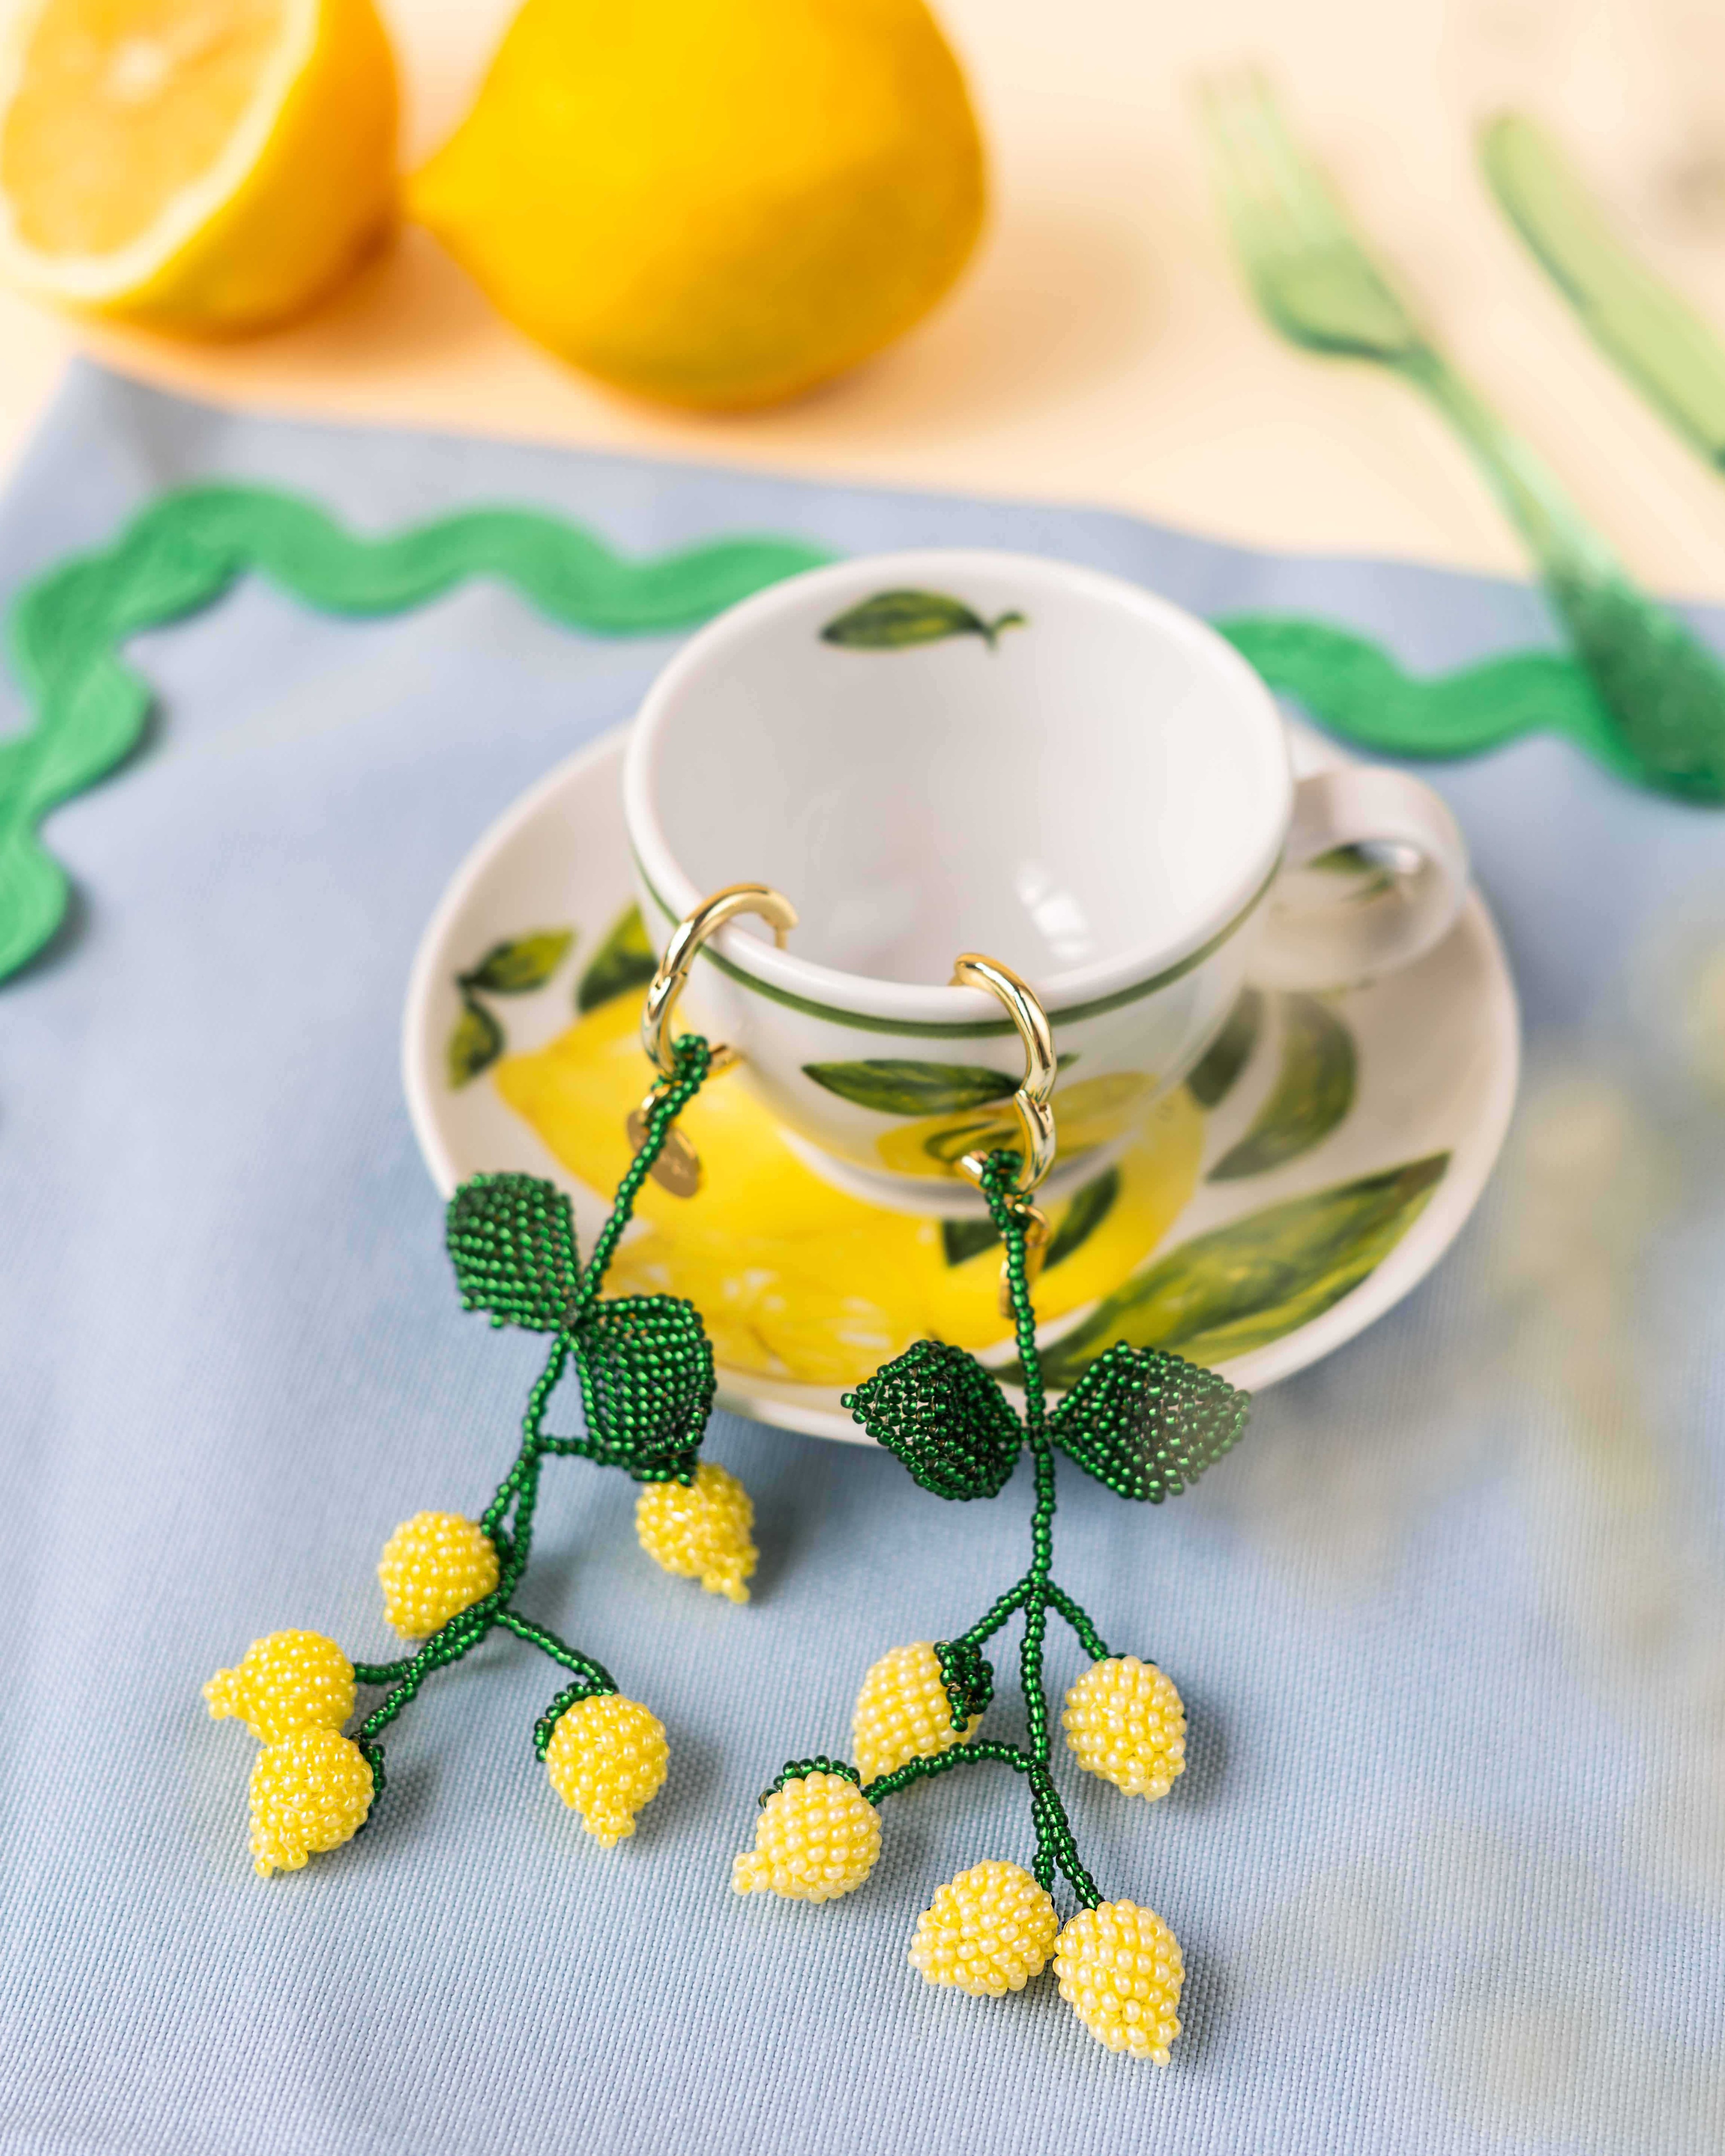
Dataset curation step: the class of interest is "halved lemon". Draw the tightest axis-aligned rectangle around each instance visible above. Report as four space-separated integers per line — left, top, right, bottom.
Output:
0 0 397 334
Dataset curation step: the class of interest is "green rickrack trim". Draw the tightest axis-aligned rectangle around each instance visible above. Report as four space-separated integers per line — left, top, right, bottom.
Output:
761 1756 862 1806
0 482 834 983
1217 612 1651 786
9 476 1713 994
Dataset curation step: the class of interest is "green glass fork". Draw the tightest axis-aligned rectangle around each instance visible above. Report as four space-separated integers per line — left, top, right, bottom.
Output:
1198 70 1725 804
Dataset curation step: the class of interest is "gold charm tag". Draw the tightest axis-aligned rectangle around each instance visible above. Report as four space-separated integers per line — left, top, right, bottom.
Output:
627 1107 703 1197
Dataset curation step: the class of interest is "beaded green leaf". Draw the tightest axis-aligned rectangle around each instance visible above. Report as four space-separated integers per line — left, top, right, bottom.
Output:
1050 1342 1249 1502
447 1174 581 1331
843 1339 1024 1500
571 1294 717 1483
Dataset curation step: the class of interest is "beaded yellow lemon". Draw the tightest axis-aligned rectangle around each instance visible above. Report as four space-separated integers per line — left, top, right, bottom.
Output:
543 1694 668 1847
853 1643 981 1783
733 1767 880 1903
908 1860 1059 1997
1053 1901 1184 2062
204 1630 354 1743
377 1511 499 1639
1062 1656 1186 1801
636 1461 756 1603
249 1726 376 1878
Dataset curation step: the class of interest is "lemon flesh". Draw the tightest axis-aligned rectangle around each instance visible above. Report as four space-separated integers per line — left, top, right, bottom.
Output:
0 0 397 332
409 0 986 410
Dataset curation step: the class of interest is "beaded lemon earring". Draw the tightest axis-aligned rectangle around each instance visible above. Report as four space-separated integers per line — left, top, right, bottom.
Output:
205 886 794 1878
731 956 1251 2063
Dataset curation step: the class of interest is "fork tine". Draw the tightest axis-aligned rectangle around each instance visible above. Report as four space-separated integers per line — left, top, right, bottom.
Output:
1239 71 1362 252
1198 72 1304 278
1208 68 1428 351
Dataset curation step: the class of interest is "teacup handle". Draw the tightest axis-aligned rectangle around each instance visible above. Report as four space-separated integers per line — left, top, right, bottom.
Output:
1250 767 1470 991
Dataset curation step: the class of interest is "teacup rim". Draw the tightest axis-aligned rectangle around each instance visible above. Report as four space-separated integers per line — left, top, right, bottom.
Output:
624 547 1292 1027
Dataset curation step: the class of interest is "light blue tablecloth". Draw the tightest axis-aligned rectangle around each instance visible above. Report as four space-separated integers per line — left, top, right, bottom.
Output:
4 363 1724 2156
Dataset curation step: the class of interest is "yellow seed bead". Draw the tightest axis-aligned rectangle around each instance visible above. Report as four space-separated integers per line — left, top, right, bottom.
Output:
544 1694 668 1847
248 1727 375 1878
1053 1900 1184 2062
853 1643 980 1783
908 1860 1059 1997
1062 1656 1186 1801
377 1511 499 1639
635 1461 756 1603
204 1630 354 1743
732 1770 880 1902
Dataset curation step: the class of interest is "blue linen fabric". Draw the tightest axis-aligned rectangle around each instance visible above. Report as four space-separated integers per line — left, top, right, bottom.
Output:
3 362 1725 2156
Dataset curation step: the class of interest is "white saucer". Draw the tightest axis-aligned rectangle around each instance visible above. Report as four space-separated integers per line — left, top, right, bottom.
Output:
403 725 1518 1441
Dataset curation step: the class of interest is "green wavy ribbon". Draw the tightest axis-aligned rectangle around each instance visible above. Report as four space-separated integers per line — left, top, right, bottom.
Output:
1 477 1709 988
1216 611 1644 782
0 484 834 983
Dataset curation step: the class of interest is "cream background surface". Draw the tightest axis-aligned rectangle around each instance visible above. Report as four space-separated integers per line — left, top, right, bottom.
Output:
2 0 1724 588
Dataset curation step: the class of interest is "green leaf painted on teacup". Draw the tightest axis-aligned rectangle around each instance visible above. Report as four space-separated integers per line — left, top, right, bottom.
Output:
1185 988 1264 1109
1305 843 1399 901
578 903 658 1012
448 996 505 1088
941 1215 1000 1268
1208 994 1357 1181
1045 1166 1121 1268
805 1059 1020 1116
939 1163 1120 1271
461 928 575 996
819 589 1027 652
879 1065 1125 1178
1036 1153 1449 1386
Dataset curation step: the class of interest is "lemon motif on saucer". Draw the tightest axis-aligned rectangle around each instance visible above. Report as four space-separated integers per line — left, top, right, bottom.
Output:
493 993 1203 1391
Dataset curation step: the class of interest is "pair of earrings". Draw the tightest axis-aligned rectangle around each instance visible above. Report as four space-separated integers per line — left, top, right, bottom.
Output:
204 888 1250 2064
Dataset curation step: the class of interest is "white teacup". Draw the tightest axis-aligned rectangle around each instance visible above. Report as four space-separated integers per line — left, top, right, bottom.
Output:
623 549 1466 1216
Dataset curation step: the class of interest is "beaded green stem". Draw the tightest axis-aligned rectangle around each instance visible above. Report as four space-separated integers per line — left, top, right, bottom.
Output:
351 1038 714 1785
861 1150 1110 1910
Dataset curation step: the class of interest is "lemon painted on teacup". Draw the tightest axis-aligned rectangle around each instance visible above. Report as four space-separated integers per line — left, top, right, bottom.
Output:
493 996 1203 1389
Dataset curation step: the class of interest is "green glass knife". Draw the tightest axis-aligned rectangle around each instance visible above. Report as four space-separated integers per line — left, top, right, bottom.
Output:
1480 112 1725 471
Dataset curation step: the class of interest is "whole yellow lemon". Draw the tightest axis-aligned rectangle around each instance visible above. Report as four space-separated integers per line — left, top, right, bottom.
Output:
407 0 986 409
